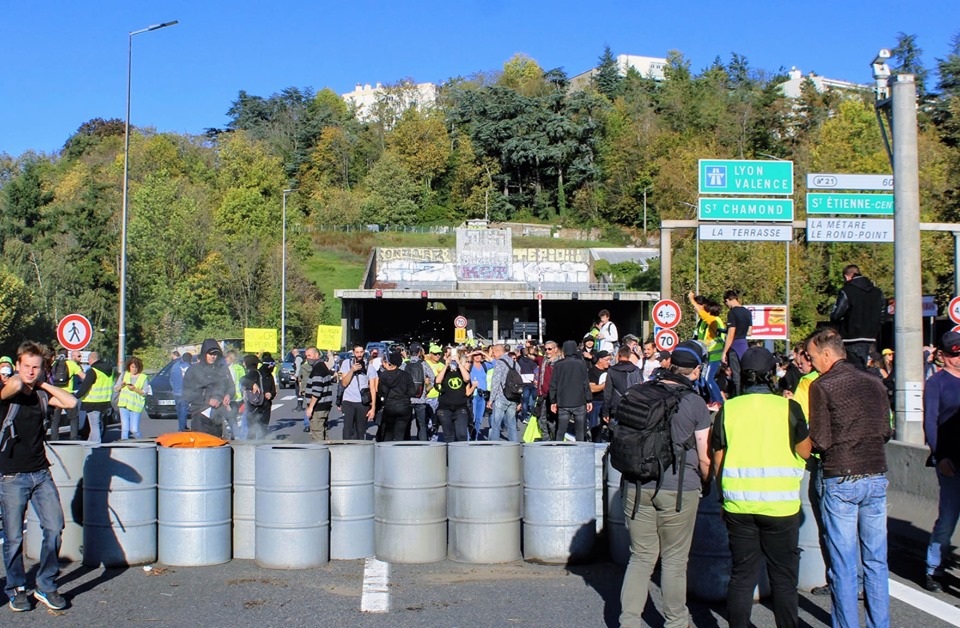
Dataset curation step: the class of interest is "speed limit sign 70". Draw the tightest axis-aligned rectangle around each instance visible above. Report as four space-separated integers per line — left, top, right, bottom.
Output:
655 329 679 352
652 299 681 329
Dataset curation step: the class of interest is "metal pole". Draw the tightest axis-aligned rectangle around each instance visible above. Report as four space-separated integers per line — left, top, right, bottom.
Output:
537 248 543 344
660 226 671 300
785 239 791 345
695 231 700 295
281 189 294 357
643 188 648 244
118 20 177 375
890 74 924 445
954 232 960 297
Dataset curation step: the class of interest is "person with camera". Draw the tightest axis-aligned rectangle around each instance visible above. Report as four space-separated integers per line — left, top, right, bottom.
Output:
435 350 476 442
338 345 375 440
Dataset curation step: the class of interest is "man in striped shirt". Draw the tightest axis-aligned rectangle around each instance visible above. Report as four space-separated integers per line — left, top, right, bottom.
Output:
303 347 335 440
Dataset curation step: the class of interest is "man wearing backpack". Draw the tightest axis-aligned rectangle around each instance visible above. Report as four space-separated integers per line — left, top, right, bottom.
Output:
549 340 593 442
48 349 83 440
617 340 712 628
402 343 434 440
487 344 523 442
603 345 642 426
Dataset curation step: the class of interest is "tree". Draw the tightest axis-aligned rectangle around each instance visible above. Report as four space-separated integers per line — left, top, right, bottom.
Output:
891 32 929 98
593 46 622 99
387 108 451 189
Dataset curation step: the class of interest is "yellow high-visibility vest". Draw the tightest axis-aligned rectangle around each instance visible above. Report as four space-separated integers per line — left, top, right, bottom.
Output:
118 372 147 413
84 367 115 403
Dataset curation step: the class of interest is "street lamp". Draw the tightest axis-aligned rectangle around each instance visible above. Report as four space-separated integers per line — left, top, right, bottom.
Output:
281 188 295 357
118 20 178 374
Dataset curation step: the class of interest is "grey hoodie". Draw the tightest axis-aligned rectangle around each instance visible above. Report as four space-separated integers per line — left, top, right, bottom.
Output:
182 339 235 414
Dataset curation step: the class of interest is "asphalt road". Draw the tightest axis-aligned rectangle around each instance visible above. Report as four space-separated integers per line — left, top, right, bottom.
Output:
2 391 959 626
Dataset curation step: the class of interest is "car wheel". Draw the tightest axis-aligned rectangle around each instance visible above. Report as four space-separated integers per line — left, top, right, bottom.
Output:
148 413 162 420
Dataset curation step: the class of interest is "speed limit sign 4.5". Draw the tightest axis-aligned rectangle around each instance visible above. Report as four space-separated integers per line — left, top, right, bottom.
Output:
654 329 679 352
652 299 681 329
949 296 960 324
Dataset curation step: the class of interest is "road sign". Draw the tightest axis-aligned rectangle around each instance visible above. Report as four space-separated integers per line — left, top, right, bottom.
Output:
806 173 893 191
806 218 894 243
746 305 788 340
949 297 960 324
57 314 93 351
923 295 938 318
698 224 793 242
806 193 894 215
698 198 793 221
953 324 960 335
652 299 681 329
454 315 468 329
454 328 467 342
699 159 793 196
654 329 679 352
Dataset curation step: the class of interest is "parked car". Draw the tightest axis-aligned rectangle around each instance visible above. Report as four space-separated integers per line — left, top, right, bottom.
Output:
278 349 306 388
144 359 179 420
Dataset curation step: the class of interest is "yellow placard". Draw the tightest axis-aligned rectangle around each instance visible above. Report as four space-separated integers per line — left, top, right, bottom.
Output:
316 325 343 351
244 328 277 354
454 328 466 342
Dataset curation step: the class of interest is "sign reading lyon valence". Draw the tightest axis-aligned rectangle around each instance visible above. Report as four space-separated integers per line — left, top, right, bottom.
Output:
699 159 794 196
806 218 894 243
698 224 793 242
698 198 794 221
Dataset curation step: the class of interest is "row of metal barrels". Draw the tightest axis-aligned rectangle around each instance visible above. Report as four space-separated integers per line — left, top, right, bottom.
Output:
25 440 826 601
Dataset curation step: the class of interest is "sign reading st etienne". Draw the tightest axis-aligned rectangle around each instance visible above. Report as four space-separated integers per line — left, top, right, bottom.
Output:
698 198 793 221
806 218 894 243
806 193 894 215
699 159 793 196
806 173 893 191
698 224 793 242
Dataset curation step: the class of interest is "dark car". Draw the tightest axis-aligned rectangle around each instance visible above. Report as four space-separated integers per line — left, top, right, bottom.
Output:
278 349 306 389
144 359 179 420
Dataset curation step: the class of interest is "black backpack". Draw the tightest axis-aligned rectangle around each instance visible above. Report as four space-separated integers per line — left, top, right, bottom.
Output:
405 360 427 398
51 358 70 387
610 379 695 513
500 358 524 402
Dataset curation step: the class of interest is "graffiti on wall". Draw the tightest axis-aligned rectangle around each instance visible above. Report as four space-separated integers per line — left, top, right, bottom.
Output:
375 246 591 285
456 228 512 281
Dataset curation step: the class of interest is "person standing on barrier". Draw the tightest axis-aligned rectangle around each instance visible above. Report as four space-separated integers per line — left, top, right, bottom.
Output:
829 264 886 369
183 339 236 438
721 290 751 398
549 340 592 441
434 352 475 442
618 340 712 628
1 341 78 612
807 328 891 628
712 347 812 628
923 331 960 593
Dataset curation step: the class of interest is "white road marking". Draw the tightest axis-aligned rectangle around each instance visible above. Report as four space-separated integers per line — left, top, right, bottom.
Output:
271 403 284 410
889 578 960 626
281 394 295 401
360 557 390 613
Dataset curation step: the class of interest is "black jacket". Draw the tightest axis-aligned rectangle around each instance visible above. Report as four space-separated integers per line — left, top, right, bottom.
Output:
549 340 591 408
183 339 235 414
830 275 885 343
378 367 416 408
603 360 641 418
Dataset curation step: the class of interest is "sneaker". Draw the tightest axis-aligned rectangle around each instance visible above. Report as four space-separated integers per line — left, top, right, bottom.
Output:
34 589 66 610
811 585 830 596
925 575 943 593
8 588 29 612
303 426 310 433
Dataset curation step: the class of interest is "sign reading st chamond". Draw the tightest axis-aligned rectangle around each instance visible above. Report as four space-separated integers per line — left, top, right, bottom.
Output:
699 159 794 196
698 198 794 221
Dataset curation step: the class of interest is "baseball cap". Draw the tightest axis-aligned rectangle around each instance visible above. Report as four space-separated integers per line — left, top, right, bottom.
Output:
657 350 672 362
881 348 894 356
939 331 960 356
671 341 704 368
740 347 777 374
409 342 423 354
595 350 611 360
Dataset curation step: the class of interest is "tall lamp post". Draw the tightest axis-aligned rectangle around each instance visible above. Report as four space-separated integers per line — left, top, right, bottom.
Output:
281 188 295 357
118 20 178 374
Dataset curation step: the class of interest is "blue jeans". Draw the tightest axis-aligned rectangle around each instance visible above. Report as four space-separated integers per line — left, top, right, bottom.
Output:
119 407 142 439
83 409 103 444
702 361 723 404
489 397 518 442
175 397 190 431
927 470 960 576
521 386 537 421
471 394 487 440
821 475 889 628
1 469 64 599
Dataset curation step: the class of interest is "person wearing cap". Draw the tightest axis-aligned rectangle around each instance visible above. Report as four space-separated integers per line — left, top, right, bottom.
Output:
587 350 611 441
618 339 712 628
423 344 445 434
375 351 416 442
806 327 891 628
923 331 960 592
183 339 236 437
712 346 812 628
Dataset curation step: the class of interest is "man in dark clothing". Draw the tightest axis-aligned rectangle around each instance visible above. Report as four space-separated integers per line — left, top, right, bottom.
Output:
170 352 193 431
240 354 269 440
303 347 335 440
549 340 592 441
721 290 752 398
182 339 235 437
587 350 611 441
829 264 886 368
74 351 114 444
257 353 277 433
375 351 416 442
807 328 891 628
603 345 642 424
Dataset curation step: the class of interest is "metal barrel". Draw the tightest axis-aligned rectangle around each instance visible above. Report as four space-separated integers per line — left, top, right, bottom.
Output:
230 440 275 560
328 440 376 560
82 443 157 567
594 443 607 535
375 442 447 563
798 465 828 590
522 442 596 564
158 445 232 566
255 444 330 569
605 456 630 565
26 442 90 563
447 442 521 563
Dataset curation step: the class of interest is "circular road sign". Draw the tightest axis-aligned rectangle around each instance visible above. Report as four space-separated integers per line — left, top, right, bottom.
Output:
654 328 679 353
652 299 682 329
57 313 93 351
950 296 960 324
454 315 468 329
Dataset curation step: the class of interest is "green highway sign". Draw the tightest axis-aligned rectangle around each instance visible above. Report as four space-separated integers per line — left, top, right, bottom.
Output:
806 193 894 215
698 198 794 221
699 159 793 196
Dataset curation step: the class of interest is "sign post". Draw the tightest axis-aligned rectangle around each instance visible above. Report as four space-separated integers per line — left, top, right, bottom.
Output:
57 314 93 352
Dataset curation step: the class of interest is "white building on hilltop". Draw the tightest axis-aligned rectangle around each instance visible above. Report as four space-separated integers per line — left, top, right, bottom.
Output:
341 81 437 121
569 54 668 91
779 67 868 99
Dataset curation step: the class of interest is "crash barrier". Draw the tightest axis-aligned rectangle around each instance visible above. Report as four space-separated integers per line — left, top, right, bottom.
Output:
328 440 376 560
605 457 630 566
799 465 828 590
255 443 330 568
82 443 157 567
26 442 89 563
594 443 607 535
375 442 447 563
230 440 275 560
447 442 522 563
522 442 596 564
158 445 232 566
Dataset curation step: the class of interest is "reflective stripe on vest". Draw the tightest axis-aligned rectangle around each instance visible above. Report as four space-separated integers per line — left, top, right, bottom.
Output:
84 367 114 403
720 393 805 517
118 372 147 412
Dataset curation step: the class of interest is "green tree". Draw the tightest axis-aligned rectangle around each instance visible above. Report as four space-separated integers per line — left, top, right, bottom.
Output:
891 32 929 98
593 46 622 99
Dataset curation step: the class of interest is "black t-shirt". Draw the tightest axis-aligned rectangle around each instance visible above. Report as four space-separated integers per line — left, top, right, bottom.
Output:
437 369 469 410
588 365 605 401
0 390 51 475
726 306 753 342
711 392 809 452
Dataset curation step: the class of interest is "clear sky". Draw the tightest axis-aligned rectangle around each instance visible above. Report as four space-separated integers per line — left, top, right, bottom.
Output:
2 0 957 157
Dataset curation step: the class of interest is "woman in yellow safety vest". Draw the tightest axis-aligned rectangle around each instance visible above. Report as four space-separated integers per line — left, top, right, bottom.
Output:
115 357 148 439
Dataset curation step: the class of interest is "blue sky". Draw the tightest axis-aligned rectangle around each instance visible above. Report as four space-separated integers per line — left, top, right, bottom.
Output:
2 0 957 157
